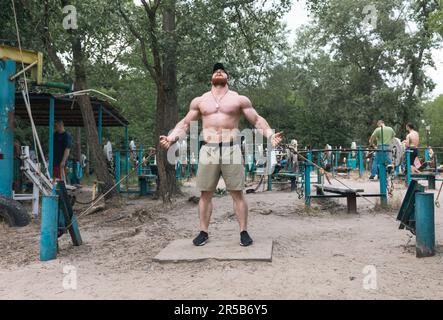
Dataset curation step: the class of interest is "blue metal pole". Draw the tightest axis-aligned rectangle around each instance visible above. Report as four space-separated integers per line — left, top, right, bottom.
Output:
48 97 55 178
0 60 16 198
115 150 121 192
406 149 411 186
124 126 129 191
40 195 59 261
425 148 429 162
378 155 387 207
415 192 435 258
186 159 190 179
335 150 338 168
138 144 143 176
98 105 103 145
267 148 272 191
358 146 363 178
305 151 312 206
317 151 322 184
176 162 180 179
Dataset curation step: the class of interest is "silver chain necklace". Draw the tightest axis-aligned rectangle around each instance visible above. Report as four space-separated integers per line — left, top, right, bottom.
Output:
211 89 229 109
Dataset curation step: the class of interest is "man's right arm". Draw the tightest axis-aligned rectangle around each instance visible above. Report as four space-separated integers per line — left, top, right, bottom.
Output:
159 97 201 149
404 133 411 147
369 129 378 146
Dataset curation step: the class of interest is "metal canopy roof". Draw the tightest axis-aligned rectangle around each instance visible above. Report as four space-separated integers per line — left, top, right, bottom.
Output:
14 92 129 127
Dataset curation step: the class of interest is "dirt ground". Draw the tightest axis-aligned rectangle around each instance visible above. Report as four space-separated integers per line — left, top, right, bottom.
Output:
1 173 443 300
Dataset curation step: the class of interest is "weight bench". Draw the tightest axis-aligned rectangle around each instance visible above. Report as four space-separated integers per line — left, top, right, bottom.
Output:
333 166 352 178
411 173 436 190
312 184 364 213
275 172 300 191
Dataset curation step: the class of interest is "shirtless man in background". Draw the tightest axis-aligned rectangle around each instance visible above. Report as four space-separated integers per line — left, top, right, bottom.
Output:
159 63 283 246
403 122 420 172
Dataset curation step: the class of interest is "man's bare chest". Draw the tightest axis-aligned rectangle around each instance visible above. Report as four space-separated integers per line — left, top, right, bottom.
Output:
199 97 241 117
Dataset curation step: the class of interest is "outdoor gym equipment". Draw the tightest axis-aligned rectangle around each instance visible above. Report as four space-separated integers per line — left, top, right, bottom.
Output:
397 180 435 258
300 147 393 210
0 41 84 261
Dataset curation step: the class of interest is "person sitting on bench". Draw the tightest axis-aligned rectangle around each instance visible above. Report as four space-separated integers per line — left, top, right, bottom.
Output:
273 155 289 175
411 156 432 173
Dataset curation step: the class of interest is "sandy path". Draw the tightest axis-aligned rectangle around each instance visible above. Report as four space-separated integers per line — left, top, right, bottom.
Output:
1 176 442 299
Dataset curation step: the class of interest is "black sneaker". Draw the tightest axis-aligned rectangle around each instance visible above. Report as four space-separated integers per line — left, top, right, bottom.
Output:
193 231 209 246
369 175 375 180
240 231 253 247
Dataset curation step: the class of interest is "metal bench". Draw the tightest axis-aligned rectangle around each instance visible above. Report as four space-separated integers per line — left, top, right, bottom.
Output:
333 166 352 178
275 172 301 191
312 184 364 213
411 173 436 190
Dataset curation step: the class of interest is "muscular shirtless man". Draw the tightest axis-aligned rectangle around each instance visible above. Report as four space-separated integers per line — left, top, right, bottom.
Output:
159 63 283 247
403 122 420 172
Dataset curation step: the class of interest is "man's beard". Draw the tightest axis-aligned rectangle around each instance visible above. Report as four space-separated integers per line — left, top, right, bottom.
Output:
212 77 228 86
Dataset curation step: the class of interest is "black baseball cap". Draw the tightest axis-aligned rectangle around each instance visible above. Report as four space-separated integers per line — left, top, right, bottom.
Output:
213 63 227 75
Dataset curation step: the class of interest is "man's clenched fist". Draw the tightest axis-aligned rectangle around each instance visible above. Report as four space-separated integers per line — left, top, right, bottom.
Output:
159 135 176 150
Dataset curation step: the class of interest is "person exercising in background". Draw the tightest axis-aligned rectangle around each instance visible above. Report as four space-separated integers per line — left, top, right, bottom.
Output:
53 119 72 181
369 120 395 180
403 122 420 173
159 63 283 247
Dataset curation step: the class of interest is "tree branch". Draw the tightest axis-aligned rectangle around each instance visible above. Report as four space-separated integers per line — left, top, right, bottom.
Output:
222 0 255 9
140 0 163 82
234 6 256 60
117 1 158 82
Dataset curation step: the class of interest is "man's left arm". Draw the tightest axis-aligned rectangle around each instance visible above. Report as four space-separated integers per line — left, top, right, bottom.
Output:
240 96 283 146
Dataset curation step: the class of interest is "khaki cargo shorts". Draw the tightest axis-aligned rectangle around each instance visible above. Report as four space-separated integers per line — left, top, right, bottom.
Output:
196 144 245 192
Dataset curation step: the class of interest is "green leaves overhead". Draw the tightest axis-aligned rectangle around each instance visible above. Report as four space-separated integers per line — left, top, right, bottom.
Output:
2 0 442 152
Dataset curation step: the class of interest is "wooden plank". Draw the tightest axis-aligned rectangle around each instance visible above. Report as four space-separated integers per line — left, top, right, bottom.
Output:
276 172 300 177
411 173 436 177
312 184 363 194
154 237 273 263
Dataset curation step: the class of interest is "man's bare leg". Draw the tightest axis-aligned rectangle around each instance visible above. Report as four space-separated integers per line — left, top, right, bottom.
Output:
230 191 248 231
198 191 213 233
230 191 253 246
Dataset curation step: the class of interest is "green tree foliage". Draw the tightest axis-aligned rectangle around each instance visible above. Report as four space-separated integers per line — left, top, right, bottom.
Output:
429 0 443 36
2 0 442 195
115 0 292 200
248 0 442 148
422 94 443 147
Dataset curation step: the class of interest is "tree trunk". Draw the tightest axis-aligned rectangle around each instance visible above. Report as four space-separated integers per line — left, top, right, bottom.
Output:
155 87 180 201
154 1 181 201
70 35 116 199
118 0 180 202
